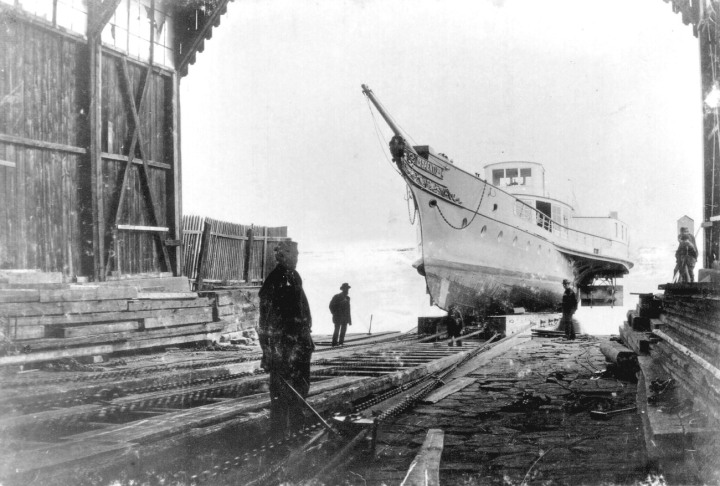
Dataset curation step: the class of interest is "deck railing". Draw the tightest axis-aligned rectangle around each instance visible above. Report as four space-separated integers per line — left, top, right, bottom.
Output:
512 200 615 251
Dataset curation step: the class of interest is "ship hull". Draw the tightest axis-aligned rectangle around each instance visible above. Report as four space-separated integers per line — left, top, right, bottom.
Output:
397 148 631 315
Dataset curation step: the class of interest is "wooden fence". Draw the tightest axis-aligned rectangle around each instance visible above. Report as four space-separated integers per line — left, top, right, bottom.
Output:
182 216 289 289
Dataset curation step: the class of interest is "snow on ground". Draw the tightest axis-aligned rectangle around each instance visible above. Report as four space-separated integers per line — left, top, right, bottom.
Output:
299 244 444 336
298 242 684 337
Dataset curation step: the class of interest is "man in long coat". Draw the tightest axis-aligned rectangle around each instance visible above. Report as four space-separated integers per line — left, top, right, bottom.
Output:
329 283 352 346
561 279 578 340
258 241 314 440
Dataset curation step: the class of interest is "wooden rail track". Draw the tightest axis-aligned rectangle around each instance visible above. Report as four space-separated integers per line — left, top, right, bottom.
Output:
0 331 523 485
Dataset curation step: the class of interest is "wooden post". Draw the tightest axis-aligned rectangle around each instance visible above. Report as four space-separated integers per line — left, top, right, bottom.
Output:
88 35 104 281
260 227 268 281
244 227 254 283
194 220 211 291
699 10 720 269
171 71 183 276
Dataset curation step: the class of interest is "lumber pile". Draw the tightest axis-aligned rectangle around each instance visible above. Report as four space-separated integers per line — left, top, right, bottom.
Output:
619 322 654 355
626 292 663 332
651 283 720 421
0 273 263 366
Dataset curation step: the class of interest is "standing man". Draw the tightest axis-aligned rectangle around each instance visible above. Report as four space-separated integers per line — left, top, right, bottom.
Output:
674 228 698 283
561 279 578 340
442 306 463 346
329 283 352 347
258 241 314 440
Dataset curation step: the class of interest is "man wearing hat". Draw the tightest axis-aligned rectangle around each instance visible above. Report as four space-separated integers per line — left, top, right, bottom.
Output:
258 240 314 440
329 283 352 347
561 279 578 340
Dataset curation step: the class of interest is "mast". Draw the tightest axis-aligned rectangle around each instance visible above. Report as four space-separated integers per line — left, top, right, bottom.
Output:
361 84 418 162
361 84 405 139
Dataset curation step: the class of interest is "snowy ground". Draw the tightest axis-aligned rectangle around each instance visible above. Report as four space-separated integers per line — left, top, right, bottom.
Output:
298 242 682 337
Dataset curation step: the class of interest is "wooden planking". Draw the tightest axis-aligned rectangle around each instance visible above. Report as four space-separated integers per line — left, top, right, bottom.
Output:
422 377 475 404
63 320 140 338
10 325 45 340
0 299 128 317
0 289 40 303
181 216 290 285
0 325 222 366
39 285 138 302
1 375 361 478
14 305 210 327
19 321 222 351
15 330 134 350
128 296 210 311
400 429 444 486
136 291 197 299
0 20 84 274
143 307 213 329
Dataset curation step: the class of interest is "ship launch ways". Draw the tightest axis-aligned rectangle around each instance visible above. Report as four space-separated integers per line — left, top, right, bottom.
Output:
0 325 650 486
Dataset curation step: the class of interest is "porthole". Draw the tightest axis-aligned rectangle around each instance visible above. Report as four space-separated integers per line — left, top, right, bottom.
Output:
526 241 531 252
480 226 487 237
497 231 504 242
492 204 498 212
512 236 518 247
537 245 542 254
462 217 468 227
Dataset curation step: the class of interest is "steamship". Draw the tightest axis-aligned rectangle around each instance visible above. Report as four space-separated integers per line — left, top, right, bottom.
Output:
362 85 633 315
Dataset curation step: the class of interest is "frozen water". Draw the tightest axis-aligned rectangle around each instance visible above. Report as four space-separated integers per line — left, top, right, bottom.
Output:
298 242 685 337
299 243 444 336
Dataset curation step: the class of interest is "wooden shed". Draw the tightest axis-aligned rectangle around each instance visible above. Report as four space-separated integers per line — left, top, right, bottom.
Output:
0 0 232 281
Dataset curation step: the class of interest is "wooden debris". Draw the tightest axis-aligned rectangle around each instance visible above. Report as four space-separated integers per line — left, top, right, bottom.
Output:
422 377 475 404
619 322 651 354
599 340 638 373
400 429 444 486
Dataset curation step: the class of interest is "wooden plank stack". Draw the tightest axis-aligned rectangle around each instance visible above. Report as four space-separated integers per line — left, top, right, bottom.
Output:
201 288 260 335
652 283 720 420
0 272 243 367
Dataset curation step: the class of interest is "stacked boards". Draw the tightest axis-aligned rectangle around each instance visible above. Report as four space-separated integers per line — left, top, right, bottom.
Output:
0 272 252 366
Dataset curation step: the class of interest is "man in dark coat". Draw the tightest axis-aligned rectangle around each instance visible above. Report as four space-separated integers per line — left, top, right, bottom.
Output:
442 307 463 346
258 241 314 440
561 279 578 340
329 283 352 347
674 231 698 283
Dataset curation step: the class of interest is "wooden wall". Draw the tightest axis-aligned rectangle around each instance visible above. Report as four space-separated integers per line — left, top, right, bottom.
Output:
0 16 86 275
0 12 178 279
100 53 173 275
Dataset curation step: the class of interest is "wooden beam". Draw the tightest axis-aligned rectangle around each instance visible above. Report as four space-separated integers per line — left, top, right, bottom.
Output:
117 225 169 232
102 152 171 170
172 71 183 277
400 429 444 486
699 9 720 268
654 329 720 382
0 133 87 155
421 377 475 404
176 0 231 76
89 36 105 282
87 0 122 40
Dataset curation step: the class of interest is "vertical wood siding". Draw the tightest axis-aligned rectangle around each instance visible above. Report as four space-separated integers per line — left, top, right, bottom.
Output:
0 17 176 278
182 215 290 286
0 18 84 274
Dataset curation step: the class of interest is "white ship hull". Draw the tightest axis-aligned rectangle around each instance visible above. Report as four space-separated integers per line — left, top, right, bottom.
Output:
398 146 632 315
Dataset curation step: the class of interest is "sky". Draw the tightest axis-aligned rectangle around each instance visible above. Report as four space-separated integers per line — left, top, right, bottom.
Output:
180 0 703 257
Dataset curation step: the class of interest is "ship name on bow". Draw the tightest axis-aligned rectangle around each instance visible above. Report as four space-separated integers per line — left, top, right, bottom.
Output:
402 156 461 204
407 152 447 179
